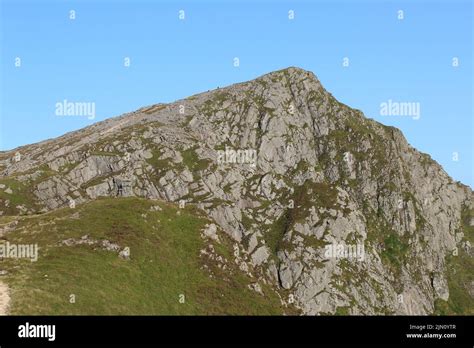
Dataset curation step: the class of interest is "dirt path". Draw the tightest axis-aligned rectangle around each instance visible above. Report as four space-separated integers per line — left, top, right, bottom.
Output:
0 281 10 315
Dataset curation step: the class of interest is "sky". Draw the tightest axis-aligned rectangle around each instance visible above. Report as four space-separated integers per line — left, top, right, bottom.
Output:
0 0 472 187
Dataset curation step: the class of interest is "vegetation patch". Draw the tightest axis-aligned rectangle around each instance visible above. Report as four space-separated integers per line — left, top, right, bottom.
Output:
434 206 474 315
2 197 286 315
181 148 211 173
0 178 39 215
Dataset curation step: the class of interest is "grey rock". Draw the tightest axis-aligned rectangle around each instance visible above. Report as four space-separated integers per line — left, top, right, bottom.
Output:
119 247 130 260
251 246 270 267
202 223 219 241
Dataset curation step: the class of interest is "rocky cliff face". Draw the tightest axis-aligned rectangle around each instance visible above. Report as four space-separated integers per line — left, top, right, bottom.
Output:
0 67 472 314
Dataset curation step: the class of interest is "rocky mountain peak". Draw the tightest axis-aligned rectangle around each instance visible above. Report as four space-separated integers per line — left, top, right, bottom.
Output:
0 67 472 315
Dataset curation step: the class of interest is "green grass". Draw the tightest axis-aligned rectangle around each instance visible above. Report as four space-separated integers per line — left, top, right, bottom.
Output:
264 180 337 258
381 232 409 273
181 148 211 173
146 149 172 172
434 249 474 315
334 306 350 315
434 207 474 315
363 205 411 293
89 151 122 157
460 207 474 244
57 162 79 174
266 210 292 256
0 178 39 215
2 197 286 315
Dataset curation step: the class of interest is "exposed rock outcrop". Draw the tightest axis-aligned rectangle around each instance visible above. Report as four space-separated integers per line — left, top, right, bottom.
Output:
0 67 472 314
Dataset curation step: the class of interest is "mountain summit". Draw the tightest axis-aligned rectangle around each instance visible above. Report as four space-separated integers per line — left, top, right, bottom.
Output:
0 67 472 315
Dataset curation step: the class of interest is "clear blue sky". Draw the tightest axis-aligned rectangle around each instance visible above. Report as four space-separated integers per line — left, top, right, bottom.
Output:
1 0 472 187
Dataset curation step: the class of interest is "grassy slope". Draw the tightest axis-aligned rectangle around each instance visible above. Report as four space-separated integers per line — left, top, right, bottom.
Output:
1 197 285 315
434 207 474 315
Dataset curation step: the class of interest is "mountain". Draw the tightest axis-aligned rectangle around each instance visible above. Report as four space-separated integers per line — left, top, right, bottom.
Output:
0 67 472 315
